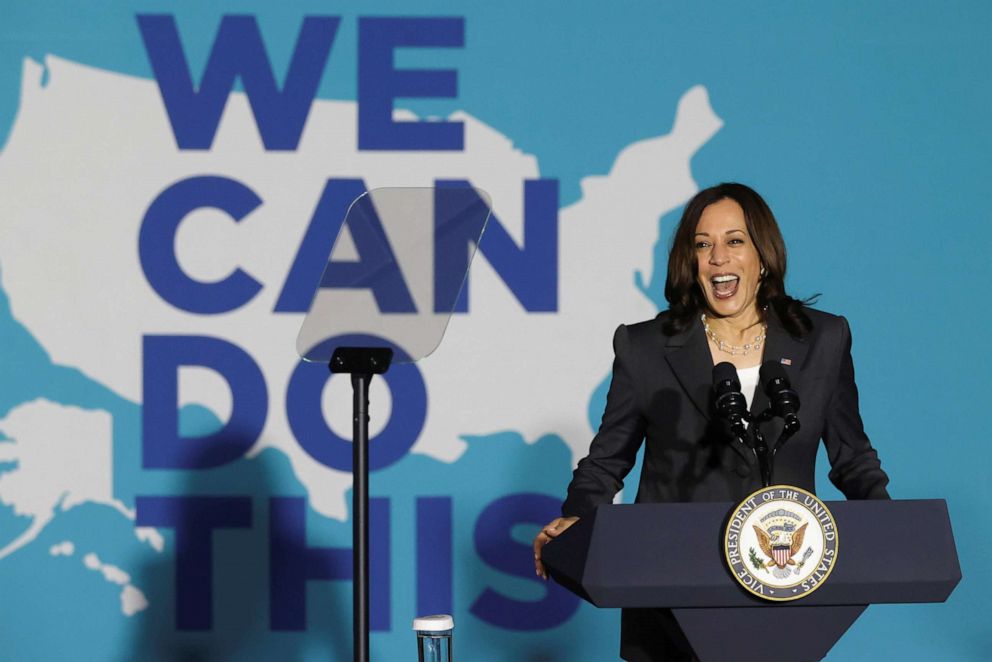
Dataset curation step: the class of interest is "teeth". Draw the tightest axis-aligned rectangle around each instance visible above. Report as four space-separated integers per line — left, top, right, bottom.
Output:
712 275 739 283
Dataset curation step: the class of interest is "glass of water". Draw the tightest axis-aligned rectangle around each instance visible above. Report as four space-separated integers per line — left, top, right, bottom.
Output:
413 614 453 662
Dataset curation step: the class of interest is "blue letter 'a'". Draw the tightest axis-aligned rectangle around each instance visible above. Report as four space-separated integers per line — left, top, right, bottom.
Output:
276 179 416 313
315 184 416 313
137 15 339 150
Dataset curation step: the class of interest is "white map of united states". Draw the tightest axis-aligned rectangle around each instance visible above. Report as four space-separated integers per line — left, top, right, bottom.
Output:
0 55 721 571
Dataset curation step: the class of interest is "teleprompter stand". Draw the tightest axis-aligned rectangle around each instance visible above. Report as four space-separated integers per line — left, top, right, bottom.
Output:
542 499 961 661
294 187 492 661
330 347 393 662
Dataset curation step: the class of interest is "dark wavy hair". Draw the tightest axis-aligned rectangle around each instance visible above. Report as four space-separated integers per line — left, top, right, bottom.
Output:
662 182 813 337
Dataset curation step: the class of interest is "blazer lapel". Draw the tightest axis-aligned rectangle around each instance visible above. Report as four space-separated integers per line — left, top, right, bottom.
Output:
663 317 713 421
663 315 810 418
665 316 756 465
663 313 811 462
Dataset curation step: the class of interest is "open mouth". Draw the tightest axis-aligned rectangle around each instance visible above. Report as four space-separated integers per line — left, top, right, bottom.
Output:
711 274 739 299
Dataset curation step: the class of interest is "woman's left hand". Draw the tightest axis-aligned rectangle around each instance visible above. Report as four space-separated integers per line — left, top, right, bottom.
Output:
532 516 579 580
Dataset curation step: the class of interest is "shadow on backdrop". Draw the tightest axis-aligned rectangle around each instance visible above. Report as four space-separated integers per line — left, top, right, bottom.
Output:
123 435 351 661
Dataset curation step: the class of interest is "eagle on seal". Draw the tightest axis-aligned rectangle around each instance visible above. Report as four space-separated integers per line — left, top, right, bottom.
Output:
754 522 808 569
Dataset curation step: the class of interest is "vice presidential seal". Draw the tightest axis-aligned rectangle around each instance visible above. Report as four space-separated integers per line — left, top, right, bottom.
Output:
723 485 838 601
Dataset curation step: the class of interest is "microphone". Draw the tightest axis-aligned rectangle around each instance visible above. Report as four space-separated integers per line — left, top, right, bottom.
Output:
712 362 748 432
760 361 801 433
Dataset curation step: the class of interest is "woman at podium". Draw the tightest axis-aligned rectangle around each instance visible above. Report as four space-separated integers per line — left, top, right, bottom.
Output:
533 182 889 661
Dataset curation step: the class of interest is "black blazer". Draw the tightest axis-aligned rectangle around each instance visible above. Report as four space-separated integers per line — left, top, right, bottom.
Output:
563 308 889 518
561 309 890 661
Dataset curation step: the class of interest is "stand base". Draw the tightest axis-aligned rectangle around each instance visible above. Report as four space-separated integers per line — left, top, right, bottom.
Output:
674 604 867 662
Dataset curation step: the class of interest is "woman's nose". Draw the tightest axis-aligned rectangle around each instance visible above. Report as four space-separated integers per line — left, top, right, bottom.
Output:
709 244 728 265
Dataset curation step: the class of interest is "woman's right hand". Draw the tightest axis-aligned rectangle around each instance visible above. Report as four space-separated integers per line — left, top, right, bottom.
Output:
532 516 579 579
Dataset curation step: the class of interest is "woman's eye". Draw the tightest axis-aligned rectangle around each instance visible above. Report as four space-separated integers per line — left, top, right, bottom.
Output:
728 238 744 245
694 241 710 249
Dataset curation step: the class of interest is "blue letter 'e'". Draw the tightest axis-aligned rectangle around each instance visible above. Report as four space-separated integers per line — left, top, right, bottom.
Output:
358 17 464 151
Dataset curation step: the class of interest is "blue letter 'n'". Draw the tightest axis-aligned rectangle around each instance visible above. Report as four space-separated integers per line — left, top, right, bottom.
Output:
435 179 559 313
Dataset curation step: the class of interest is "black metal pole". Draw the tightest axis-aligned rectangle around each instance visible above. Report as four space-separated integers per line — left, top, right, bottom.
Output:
353 372 371 662
329 347 391 662
751 426 773 488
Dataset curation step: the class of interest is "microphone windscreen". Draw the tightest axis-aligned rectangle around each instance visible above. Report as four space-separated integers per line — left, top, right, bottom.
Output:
713 361 740 389
712 362 747 426
760 359 801 427
760 360 790 391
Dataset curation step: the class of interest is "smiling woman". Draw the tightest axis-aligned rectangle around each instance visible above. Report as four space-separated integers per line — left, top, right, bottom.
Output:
533 182 890 661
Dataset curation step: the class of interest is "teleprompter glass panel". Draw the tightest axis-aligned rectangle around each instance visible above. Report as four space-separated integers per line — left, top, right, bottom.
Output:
296 186 491 364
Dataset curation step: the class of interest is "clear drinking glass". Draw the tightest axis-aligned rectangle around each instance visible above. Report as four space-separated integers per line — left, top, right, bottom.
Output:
413 614 453 662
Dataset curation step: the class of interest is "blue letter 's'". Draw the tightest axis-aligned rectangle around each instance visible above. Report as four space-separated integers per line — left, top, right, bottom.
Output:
358 17 463 150
470 493 579 630
435 180 559 313
143 335 266 469
270 497 391 630
140 176 262 314
136 496 252 630
137 14 339 150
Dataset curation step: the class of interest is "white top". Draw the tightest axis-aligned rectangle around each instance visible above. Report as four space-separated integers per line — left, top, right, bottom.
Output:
413 614 454 631
737 365 760 410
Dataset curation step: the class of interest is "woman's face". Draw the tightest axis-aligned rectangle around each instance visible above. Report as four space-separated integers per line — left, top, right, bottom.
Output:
694 198 763 321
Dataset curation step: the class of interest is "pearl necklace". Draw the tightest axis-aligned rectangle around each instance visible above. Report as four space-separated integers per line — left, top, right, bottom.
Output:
701 314 766 356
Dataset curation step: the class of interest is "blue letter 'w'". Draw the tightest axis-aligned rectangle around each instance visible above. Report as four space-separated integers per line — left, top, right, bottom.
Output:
137 15 339 150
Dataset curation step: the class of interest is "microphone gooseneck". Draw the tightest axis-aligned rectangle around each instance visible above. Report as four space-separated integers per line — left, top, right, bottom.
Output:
712 361 771 486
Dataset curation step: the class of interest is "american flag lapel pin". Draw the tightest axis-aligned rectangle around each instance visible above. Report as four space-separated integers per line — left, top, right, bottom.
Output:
780 358 792 366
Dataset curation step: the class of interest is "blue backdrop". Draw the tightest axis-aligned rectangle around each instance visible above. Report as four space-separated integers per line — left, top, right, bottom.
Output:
0 3 988 660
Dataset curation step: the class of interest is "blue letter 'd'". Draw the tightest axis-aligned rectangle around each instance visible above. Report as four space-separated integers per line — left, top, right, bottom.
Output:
143 335 266 469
